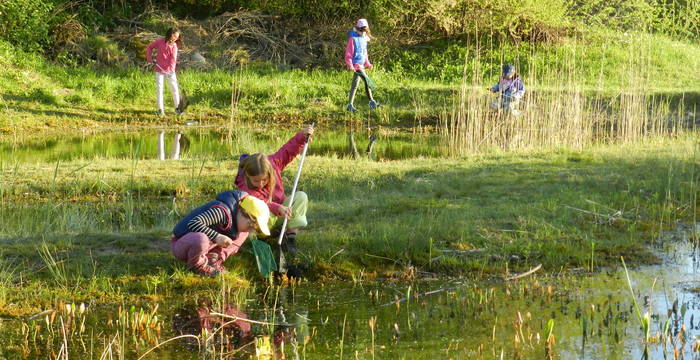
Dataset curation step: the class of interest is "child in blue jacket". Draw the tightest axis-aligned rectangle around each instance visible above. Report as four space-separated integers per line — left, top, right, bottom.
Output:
344 18 380 112
490 64 525 115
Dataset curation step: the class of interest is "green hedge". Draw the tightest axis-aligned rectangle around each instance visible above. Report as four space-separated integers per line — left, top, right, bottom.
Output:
0 0 56 51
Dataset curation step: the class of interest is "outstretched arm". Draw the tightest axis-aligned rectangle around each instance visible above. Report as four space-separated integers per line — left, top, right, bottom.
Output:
268 129 311 170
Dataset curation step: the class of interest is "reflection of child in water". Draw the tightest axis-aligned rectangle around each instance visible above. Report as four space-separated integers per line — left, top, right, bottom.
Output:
173 300 297 358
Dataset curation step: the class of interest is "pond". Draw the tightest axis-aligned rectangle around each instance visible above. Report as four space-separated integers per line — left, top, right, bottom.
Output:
0 225 698 359
0 126 442 164
1 128 699 359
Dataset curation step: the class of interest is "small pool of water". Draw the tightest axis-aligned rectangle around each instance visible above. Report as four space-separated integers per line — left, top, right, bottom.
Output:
0 127 442 163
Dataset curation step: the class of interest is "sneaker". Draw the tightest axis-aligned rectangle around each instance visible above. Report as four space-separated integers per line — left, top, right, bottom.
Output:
206 253 226 273
194 263 221 277
156 109 165 117
281 232 297 254
346 103 357 113
369 100 381 110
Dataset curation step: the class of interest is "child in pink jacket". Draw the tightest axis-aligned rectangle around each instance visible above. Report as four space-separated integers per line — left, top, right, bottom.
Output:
234 125 314 254
344 18 380 113
146 28 182 116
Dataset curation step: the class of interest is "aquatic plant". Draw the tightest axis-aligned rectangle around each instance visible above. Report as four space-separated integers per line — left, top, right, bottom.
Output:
621 256 651 344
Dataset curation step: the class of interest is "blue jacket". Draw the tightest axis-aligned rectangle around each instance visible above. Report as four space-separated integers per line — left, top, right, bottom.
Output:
172 190 246 239
348 30 368 65
491 76 525 99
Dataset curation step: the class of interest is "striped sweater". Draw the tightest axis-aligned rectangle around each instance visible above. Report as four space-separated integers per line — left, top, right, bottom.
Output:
187 206 230 241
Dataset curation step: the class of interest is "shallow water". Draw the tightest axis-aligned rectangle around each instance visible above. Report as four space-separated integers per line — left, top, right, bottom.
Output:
2 129 700 358
0 127 441 163
2 228 699 359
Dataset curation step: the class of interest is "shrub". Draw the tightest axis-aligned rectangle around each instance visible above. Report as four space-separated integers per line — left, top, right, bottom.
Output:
0 0 56 51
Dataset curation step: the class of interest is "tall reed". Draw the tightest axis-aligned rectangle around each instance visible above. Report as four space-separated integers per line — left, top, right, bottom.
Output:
442 35 690 156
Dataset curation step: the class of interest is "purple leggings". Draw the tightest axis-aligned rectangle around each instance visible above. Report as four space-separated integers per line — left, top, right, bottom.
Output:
171 232 242 269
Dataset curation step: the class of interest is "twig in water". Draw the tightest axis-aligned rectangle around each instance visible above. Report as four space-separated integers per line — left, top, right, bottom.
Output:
380 287 452 306
137 335 201 360
209 312 293 327
504 264 542 281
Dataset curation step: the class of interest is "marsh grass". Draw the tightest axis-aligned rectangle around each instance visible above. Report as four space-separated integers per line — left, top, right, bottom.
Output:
0 257 15 308
37 241 71 289
443 35 695 156
2 31 699 139
5 136 697 278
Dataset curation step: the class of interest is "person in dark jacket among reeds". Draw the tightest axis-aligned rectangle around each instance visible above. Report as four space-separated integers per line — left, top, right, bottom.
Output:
490 64 525 116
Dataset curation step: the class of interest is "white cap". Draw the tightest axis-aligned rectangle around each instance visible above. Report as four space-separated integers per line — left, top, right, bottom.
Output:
356 18 369 28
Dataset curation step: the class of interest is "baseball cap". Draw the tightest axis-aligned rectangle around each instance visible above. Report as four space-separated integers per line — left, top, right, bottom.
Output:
239 196 271 236
502 64 515 77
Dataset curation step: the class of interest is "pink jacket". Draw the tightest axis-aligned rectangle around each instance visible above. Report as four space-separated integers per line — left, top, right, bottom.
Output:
146 38 178 74
235 132 308 216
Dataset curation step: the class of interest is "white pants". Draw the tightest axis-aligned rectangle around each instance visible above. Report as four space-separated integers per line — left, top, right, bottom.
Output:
155 72 180 112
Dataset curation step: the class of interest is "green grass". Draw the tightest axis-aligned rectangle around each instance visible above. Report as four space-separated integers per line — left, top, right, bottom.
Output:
1 29 699 137
0 136 698 315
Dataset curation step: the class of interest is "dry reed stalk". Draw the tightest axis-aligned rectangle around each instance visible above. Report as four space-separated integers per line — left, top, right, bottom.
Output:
442 35 686 156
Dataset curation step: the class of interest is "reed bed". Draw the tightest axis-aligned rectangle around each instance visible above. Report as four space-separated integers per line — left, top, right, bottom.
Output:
442 36 693 156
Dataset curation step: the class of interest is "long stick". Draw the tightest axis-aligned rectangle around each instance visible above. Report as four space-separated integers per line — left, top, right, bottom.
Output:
504 263 542 281
278 134 311 245
277 126 313 274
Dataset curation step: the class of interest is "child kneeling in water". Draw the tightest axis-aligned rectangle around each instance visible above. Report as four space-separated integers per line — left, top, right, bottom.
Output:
172 191 270 276
235 125 313 254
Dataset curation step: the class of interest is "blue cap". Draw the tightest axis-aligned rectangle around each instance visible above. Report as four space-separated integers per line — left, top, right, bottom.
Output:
502 64 515 76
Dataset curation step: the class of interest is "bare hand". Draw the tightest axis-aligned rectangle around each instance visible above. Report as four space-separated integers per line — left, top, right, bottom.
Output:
215 234 233 247
279 206 293 219
302 125 314 138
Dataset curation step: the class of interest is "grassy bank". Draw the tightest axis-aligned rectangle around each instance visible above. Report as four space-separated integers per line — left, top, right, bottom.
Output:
1 29 699 138
1 135 698 315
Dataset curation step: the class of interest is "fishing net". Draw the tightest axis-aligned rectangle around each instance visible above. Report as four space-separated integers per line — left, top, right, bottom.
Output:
251 238 277 277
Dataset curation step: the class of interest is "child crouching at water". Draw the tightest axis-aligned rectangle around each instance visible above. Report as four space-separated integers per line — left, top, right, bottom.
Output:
235 125 313 254
171 191 270 276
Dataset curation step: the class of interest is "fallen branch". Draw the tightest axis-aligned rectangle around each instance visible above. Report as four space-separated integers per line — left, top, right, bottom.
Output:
209 312 293 327
564 205 628 223
504 264 542 281
380 287 452 306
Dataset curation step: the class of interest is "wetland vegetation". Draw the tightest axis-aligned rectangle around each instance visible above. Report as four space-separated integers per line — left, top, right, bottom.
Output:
1 0 699 358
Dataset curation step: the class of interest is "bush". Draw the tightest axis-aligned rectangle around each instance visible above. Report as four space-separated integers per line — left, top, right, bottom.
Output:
0 0 56 51
569 0 699 39
569 0 657 32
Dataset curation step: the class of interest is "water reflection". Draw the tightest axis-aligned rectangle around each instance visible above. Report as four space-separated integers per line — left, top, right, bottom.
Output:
172 299 309 359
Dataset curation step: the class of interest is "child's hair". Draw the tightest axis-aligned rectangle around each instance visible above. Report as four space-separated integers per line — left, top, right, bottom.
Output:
240 153 275 201
356 26 373 40
165 27 183 47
